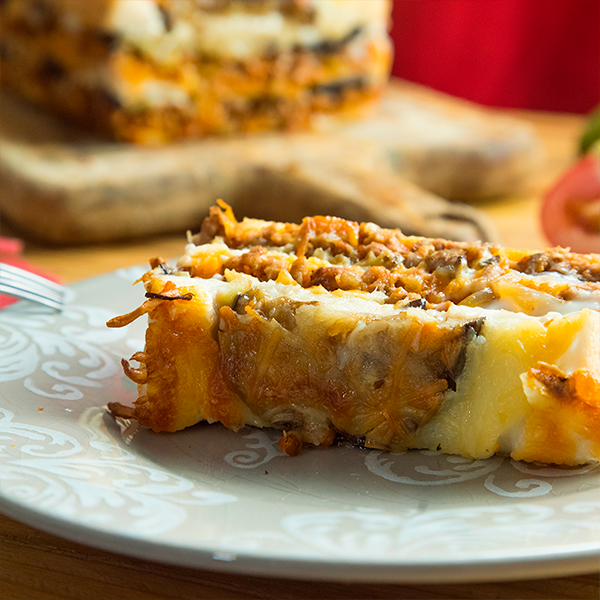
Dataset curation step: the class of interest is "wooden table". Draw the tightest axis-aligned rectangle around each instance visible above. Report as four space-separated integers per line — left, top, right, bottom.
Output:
1 85 599 599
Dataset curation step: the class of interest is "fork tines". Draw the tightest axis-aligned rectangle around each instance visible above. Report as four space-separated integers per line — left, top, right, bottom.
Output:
0 262 65 310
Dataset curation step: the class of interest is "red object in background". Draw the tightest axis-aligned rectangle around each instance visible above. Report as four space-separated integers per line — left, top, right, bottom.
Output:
541 153 600 254
391 0 600 113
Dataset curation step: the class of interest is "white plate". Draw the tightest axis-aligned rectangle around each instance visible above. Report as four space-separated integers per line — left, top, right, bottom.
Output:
0 268 599 584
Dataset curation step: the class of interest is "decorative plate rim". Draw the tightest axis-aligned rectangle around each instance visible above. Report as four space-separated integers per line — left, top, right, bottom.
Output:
1 491 598 584
0 269 598 584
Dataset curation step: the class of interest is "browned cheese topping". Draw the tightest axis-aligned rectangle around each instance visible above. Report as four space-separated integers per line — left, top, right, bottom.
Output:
184 204 600 309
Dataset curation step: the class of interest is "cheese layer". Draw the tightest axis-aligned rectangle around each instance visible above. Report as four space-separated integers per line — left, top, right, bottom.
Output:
109 271 600 466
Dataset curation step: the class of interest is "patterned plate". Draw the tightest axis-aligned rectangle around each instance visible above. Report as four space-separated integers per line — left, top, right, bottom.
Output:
0 268 598 583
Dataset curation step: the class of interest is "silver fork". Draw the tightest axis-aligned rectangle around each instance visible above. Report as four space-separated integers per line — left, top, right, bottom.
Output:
0 262 65 311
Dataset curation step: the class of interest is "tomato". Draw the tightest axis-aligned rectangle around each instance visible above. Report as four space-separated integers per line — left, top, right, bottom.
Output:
541 152 600 254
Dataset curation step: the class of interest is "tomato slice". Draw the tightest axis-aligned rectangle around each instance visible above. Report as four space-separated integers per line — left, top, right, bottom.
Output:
541 153 600 254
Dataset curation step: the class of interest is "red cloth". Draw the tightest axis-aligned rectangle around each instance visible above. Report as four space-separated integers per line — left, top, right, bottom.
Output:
0 237 62 308
391 0 600 113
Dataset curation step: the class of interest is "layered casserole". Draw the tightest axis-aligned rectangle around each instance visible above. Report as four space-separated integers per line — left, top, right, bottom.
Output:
1 0 393 143
108 203 600 465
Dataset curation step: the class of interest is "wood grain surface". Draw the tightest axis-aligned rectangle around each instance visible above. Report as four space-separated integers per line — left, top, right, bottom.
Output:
1 515 598 600
1 81 598 600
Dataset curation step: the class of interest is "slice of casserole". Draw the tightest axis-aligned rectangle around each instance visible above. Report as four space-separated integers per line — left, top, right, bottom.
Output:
108 203 600 465
1 0 392 143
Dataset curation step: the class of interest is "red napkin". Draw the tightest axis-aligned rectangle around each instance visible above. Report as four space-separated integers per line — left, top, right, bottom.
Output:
0 237 62 308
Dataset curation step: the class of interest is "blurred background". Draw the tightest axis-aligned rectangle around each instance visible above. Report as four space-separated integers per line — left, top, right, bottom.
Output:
0 0 599 276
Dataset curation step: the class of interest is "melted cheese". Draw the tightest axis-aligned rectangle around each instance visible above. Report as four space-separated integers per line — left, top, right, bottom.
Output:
179 242 600 317
107 205 600 465
415 307 600 464
126 271 600 465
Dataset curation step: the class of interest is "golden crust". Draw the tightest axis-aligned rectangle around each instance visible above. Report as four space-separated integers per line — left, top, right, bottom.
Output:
187 203 600 309
107 204 600 465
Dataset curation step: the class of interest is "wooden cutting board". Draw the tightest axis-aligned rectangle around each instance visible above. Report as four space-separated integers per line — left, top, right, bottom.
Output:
0 80 542 245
